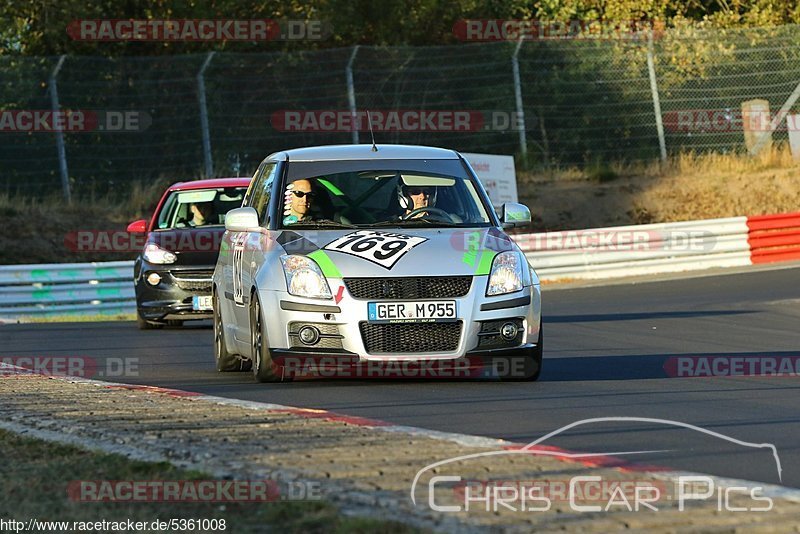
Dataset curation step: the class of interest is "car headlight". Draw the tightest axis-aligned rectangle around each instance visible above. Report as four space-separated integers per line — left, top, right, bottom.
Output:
143 243 177 265
281 255 332 300
486 251 524 296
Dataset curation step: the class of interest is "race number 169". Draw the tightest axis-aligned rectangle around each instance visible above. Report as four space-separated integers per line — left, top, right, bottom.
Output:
323 231 427 268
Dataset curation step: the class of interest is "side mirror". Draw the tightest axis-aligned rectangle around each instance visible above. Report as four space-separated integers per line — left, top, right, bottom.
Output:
500 202 531 228
225 207 260 232
126 219 147 233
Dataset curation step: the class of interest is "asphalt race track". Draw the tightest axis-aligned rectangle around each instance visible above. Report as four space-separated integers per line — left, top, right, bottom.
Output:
3 266 799 489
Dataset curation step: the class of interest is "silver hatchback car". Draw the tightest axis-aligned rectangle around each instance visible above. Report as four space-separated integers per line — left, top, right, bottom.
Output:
212 144 542 382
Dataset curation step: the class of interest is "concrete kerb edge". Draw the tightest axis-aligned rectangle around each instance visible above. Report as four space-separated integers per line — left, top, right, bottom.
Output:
4 367 800 504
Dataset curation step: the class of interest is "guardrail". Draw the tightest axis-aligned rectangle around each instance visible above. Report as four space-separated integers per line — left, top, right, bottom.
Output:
1 211 799 320
747 212 800 264
0 261 134 320
521 212 800 281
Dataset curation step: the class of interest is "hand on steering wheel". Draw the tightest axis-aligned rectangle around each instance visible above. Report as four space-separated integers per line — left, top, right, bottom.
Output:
400 206 457 223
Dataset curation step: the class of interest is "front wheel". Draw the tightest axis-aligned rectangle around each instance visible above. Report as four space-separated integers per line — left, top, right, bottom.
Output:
213 291 240 372
250 294 289 383
136 309 162 330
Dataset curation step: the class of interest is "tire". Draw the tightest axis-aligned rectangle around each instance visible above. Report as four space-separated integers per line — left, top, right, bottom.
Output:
136 309 162 330
213 291 240 372
250 294 288 383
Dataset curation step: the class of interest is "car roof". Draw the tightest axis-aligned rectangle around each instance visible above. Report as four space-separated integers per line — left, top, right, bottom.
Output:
168 177 251 191
266 144 461 162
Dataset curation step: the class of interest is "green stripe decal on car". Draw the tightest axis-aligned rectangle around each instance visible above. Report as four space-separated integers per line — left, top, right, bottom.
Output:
461 230 481 267
307 249 342 278
475 250 496 275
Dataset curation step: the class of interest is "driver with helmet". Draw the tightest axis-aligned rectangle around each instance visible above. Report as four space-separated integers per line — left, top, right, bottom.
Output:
396 181 438 218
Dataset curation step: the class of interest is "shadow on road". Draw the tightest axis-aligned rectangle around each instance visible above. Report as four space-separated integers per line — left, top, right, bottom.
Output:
545 310 754 323
542 351 800 381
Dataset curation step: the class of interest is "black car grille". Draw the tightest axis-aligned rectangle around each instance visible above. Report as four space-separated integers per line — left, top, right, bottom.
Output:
171 270 213 293
359 321 462 353
344 277 472 300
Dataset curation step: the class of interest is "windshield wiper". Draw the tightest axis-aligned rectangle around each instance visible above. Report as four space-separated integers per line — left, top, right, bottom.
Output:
288 219 358 229
364 218 462 228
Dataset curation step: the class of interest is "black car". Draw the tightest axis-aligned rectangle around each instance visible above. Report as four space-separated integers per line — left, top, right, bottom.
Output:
127 177 251 329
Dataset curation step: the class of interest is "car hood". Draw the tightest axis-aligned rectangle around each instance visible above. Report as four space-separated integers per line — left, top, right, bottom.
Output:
275 226 518 277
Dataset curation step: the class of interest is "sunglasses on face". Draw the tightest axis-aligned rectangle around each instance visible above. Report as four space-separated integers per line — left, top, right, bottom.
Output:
408 188 431 196
291 190 316 198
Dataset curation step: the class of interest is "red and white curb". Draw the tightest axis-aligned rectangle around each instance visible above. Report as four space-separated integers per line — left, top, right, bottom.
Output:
2 364 800 503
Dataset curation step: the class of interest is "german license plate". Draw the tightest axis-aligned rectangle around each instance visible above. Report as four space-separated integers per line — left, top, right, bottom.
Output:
368 301 457 323
192 295 213 311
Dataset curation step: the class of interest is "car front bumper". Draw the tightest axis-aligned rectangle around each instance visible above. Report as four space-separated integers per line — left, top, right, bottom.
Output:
256 277 542 362
135 262 216 322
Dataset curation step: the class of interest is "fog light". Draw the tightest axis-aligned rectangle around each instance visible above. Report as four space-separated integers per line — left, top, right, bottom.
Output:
146 272 161 286
500 322 518 341
298 326 320 345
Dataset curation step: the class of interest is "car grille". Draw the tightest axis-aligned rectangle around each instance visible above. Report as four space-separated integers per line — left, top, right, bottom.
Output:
171 270 213 293
344 276 472 300
359 321 462 353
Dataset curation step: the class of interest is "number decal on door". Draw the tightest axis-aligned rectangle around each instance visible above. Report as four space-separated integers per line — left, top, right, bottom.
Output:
323 231 427 269
232 233 246 306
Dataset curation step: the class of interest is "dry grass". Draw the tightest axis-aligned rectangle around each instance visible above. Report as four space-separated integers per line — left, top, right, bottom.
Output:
0 178 172 265
1 149 799 263
518 145 800 230
632 146 800 223
0 429 417 533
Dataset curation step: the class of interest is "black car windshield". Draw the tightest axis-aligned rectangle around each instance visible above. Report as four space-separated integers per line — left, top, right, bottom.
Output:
155 187 247 230
280 160 492 228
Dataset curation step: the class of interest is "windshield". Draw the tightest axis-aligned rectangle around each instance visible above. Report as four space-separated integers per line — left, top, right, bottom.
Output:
279 160 493 229
155 187 247 229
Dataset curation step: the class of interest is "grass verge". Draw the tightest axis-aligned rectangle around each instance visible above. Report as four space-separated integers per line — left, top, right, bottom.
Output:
0 429 418 533
517 145 800 230
22 312 137 323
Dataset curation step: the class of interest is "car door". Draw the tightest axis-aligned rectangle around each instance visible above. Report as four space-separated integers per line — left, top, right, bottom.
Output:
230 161 277 343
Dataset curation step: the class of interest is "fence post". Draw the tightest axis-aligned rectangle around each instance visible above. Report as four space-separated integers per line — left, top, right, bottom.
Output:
749 80 800 155
49 55 71 203
346 45 360 144
511 38 528 163
197 52 216 178
647 31 667 162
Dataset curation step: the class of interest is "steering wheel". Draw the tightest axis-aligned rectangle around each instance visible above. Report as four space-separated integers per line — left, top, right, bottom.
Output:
401 206 457 223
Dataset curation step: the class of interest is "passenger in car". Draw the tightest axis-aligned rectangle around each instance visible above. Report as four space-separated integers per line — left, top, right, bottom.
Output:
188 202 216 226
